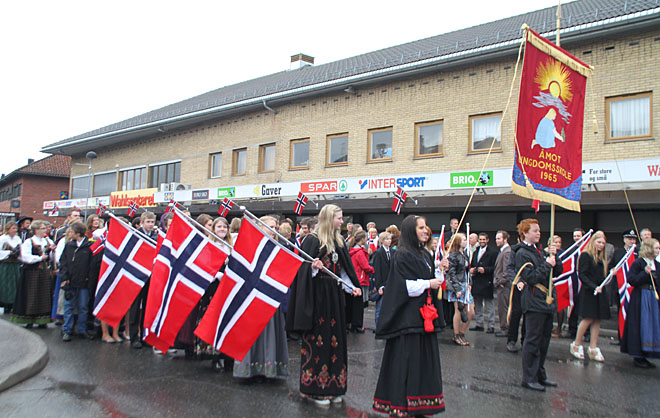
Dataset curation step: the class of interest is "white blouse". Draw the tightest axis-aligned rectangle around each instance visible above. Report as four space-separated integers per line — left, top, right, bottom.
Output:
0 234 22 261
20 236 54 265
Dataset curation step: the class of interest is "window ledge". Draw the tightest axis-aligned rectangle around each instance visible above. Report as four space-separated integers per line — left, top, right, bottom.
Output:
413 154 444 160
604 136 655 144
467 149 503 156
288 166 309 171
366 159 393 164
325 163 348 168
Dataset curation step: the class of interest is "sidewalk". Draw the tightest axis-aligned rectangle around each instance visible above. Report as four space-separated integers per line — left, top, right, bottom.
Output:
0 316 49 392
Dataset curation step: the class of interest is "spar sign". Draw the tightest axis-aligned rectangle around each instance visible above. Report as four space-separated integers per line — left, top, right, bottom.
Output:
450 171 494 188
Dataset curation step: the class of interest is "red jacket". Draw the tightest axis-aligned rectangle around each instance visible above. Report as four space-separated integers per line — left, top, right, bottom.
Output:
349 246 374 287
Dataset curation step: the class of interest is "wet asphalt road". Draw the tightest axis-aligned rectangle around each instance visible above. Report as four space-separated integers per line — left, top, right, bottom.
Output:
1 308 659 418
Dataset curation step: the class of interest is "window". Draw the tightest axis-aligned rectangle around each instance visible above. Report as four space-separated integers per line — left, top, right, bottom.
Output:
209 153 222 178
233 148 247 175
259 143 276 173
415 120 443 157
368 127 393 162
326 133 348 166
93 172 117 196
469 113 502 153
0 182 21 202
606 92 652 141
290 138 310 169
71 176 90 199
150 161 181 188
120 167 146 191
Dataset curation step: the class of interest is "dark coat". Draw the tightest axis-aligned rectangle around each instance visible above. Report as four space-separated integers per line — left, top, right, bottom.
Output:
286 234 359 333
577 252 610 320
513 242 563 314
621 257 660 358
59 237 94 289
372 246 395 289
446 251 469 293
470 245 498 298
376 249 443 339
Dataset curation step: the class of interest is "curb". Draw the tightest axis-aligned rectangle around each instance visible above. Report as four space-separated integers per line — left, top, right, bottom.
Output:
0 319 49 392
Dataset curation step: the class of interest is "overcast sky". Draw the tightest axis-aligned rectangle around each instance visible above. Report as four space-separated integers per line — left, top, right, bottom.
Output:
1 0 562 174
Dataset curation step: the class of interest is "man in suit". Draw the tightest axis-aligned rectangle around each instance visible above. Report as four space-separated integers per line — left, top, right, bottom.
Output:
469 232 498 333
372 231 395 328
493 230 512 337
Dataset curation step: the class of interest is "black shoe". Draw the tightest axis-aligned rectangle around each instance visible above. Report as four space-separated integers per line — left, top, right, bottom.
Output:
521 382 545 391
539 379 557 387
62 333 71 342
470 325 484 331
486 327 495 334
634 358 655 368
131 340 143 349
495 331 508 338
506 341 519 353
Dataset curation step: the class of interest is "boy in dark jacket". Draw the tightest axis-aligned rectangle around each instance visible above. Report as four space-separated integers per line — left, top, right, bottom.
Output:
59 222 94 342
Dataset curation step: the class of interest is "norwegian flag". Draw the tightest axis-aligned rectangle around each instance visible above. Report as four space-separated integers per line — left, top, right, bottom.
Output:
368 233 379 253
195 216 303 361
295 224 301 247
127 201 140 217
294 192 308 216
90 228 108 256
553 230 593 314
392 186 407 215
143 210 229 352
616 249 636 337
218 198 235 217
434 225 447 290
165 199 180 214
92 218 157 328
49 204 59 217
96 203 107 216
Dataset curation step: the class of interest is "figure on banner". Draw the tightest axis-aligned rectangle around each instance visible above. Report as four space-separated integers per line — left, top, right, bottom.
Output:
532 108 564 149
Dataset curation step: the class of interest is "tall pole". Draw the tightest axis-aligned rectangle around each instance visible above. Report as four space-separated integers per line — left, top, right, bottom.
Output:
84 151 97 221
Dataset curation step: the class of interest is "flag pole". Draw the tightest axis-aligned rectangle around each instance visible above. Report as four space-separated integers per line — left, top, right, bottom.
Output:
171 206 233 253
104 211 157 246
240 207 357 293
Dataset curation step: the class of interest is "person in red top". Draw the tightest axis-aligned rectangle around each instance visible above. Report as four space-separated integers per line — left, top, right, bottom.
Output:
348 230 374 333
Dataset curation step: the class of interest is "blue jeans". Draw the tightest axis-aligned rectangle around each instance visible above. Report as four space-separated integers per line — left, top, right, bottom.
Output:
63 288 90 335
375 296 383 328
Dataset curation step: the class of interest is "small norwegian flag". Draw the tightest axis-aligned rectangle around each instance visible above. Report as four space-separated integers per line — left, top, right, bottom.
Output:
49 204 59 217
532 199 541 214
294 192 308 216
127 201 140 217
392 186 408 215
96 203 107 216
218 198 235 217
90 228 108 256
295 224 302 247
165 199 180 214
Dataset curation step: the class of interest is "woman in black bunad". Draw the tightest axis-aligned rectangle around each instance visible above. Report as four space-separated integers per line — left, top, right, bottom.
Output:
11 220 56 327
373 215 446 417
621 238 660 368
0 222 22 312
286 204 362 406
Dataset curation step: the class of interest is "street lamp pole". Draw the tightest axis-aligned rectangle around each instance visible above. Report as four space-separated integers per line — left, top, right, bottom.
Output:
85 151 97 221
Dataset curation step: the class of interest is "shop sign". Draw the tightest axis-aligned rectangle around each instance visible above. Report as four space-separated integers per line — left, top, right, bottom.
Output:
42 196 110 210
192 189 210 200
217 187 236 198
301 181 337 193
450 171 494 188
110 188 158 208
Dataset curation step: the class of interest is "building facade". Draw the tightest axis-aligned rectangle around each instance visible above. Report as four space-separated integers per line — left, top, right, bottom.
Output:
43 0 660 243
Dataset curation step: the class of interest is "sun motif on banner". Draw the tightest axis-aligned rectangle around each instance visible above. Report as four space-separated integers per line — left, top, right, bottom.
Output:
534 59 573 102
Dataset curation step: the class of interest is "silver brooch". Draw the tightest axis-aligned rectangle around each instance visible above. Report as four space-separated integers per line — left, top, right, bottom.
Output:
332 252 339 264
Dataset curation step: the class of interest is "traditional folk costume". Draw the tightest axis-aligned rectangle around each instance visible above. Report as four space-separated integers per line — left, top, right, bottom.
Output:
233 307 288 378
621 257 660 362
286 234 360 399
577 252 610 320
0 234 22 310
373 249 445 417
11 236 54 326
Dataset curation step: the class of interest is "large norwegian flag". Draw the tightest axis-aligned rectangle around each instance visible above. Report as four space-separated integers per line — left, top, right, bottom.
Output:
616 250 636 337
93 218 157 328
195 216 303 361
143 210 229 352
553 230 593 314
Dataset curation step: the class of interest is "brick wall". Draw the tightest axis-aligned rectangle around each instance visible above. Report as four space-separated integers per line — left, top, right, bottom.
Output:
70 29 660 192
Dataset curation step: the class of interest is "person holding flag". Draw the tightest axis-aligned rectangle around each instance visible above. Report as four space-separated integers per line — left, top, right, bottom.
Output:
372 231 394 328
569 231 610 362
621 238 660 368
286 204 361 406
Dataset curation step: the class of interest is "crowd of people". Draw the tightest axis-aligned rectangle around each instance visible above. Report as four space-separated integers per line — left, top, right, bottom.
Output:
0 207 658 416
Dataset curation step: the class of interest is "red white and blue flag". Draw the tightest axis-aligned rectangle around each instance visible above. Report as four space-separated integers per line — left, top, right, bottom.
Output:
195 216 303 361
92 218 157 328
294 192 308 216
434 225 446 290
143 210 229 352
96 203 107 216
616 248 636 337
127 201 140 217
49 204 59 217
553 230 593 314
392 186 407 215
90 228 108 256
368 233 379 253
218 198 235 217
165 199 181 214
295 224 301 247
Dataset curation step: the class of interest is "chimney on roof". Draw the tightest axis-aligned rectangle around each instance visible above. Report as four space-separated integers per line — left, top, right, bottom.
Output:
27 158 35 165
290 53 314 70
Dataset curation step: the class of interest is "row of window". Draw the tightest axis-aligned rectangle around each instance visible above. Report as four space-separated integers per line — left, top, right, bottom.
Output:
209 91 652 176
0 183 21 202
72 162 182 198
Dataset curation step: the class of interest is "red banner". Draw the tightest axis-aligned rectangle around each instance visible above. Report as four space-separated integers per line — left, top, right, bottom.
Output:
512 28 592 212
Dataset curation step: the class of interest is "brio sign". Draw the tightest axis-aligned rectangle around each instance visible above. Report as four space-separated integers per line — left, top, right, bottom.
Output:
450 171 494 188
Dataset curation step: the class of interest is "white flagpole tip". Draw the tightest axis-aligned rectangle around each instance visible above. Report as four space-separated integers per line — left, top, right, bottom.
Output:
239 206 246 211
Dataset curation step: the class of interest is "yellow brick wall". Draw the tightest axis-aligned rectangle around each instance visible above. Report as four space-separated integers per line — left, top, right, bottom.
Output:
70 29 660 191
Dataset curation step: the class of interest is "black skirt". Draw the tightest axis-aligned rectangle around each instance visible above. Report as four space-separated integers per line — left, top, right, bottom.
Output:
11 264 52 325
579 286 610 320
299 273 348 397
373 332 445 417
